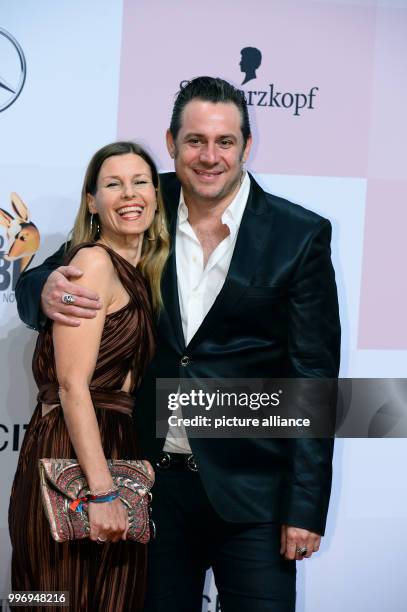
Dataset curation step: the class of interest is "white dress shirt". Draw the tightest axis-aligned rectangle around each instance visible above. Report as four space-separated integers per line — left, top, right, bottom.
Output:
164 172 251 454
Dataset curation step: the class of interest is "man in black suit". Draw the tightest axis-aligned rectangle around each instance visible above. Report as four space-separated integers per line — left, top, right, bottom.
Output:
16 77 340 612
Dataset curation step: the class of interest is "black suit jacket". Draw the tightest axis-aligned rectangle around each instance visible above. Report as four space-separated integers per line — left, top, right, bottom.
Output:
15 172 340 535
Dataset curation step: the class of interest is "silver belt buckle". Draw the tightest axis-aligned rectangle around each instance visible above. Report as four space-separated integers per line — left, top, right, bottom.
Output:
187 454 198 472
156 451 171 470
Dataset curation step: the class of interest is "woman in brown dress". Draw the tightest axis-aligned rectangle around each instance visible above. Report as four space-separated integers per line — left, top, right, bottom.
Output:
8 142 169 611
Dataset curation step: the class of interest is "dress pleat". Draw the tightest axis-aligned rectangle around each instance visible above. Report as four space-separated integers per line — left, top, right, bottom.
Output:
9 243 156 612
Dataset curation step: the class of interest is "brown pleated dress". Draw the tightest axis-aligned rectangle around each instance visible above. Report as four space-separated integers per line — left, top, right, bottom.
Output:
8 243 156 612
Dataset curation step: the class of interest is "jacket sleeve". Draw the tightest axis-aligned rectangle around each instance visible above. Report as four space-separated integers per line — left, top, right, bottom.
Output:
15 243 67 330
281 219 340 535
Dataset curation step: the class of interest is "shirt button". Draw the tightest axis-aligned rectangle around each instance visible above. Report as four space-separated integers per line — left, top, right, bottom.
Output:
180 356 190 366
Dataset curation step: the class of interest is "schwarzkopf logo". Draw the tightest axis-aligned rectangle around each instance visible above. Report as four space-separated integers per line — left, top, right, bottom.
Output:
0 27 27 112
239 46 318 117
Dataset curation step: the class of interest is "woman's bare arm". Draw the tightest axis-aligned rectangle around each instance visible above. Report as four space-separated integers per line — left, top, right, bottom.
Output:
52 246 128 541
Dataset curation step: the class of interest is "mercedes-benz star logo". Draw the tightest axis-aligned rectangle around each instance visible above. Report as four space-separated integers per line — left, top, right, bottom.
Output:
0 28 26 112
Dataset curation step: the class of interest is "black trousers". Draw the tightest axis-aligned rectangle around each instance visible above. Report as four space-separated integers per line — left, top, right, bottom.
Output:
143 469 296 612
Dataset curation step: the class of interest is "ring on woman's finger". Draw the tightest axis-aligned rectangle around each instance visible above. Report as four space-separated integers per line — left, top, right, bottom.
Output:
62 293 75 305
296 546 308 556
96 536 108 544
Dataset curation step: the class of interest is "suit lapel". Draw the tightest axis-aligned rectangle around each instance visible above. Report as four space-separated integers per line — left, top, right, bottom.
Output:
187 176 274 351
158 173 274 352
158 174 185 352
159 247 185 352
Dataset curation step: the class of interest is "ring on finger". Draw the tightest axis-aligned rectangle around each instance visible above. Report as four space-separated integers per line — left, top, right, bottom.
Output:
296 546 308 556
96 536 108 544
62 293 75 305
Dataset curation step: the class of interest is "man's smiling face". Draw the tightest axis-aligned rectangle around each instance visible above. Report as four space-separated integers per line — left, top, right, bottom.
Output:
166 99 252 207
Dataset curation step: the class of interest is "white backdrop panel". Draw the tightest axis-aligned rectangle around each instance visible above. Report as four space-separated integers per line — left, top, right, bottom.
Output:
0 2 406 611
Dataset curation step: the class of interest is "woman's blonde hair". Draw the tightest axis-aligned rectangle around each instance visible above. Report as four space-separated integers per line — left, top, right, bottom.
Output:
70 141 169 312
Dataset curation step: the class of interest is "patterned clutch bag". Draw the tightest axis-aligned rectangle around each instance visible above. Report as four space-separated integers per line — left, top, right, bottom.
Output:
39 458 154 543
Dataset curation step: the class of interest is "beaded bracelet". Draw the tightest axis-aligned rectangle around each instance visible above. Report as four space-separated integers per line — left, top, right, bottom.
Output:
88 486 118 497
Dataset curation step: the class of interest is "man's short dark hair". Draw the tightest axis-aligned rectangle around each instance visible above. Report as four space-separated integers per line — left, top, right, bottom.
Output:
169 76 251 147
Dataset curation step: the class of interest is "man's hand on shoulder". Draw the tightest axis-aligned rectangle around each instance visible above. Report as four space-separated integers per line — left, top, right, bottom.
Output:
280 524 321 561
41 265 102 326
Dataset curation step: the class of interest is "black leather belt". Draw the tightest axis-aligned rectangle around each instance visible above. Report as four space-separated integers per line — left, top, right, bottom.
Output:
156 451 198 472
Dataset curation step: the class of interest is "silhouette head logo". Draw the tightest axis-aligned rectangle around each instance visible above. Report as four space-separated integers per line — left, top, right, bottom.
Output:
0 193 40 273
239 47 262 85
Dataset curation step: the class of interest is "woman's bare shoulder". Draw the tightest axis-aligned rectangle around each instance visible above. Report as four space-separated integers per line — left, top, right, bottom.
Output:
69 245 115 273
68 246 117 293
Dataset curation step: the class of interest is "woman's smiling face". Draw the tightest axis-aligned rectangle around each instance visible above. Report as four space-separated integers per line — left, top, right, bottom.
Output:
87 153 157 240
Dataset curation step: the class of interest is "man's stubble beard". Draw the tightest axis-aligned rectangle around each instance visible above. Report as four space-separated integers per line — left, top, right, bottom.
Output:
188 172 242 205
174 147 245 207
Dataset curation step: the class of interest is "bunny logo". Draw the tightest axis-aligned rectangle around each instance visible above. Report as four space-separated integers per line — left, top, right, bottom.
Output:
0 193 40 292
